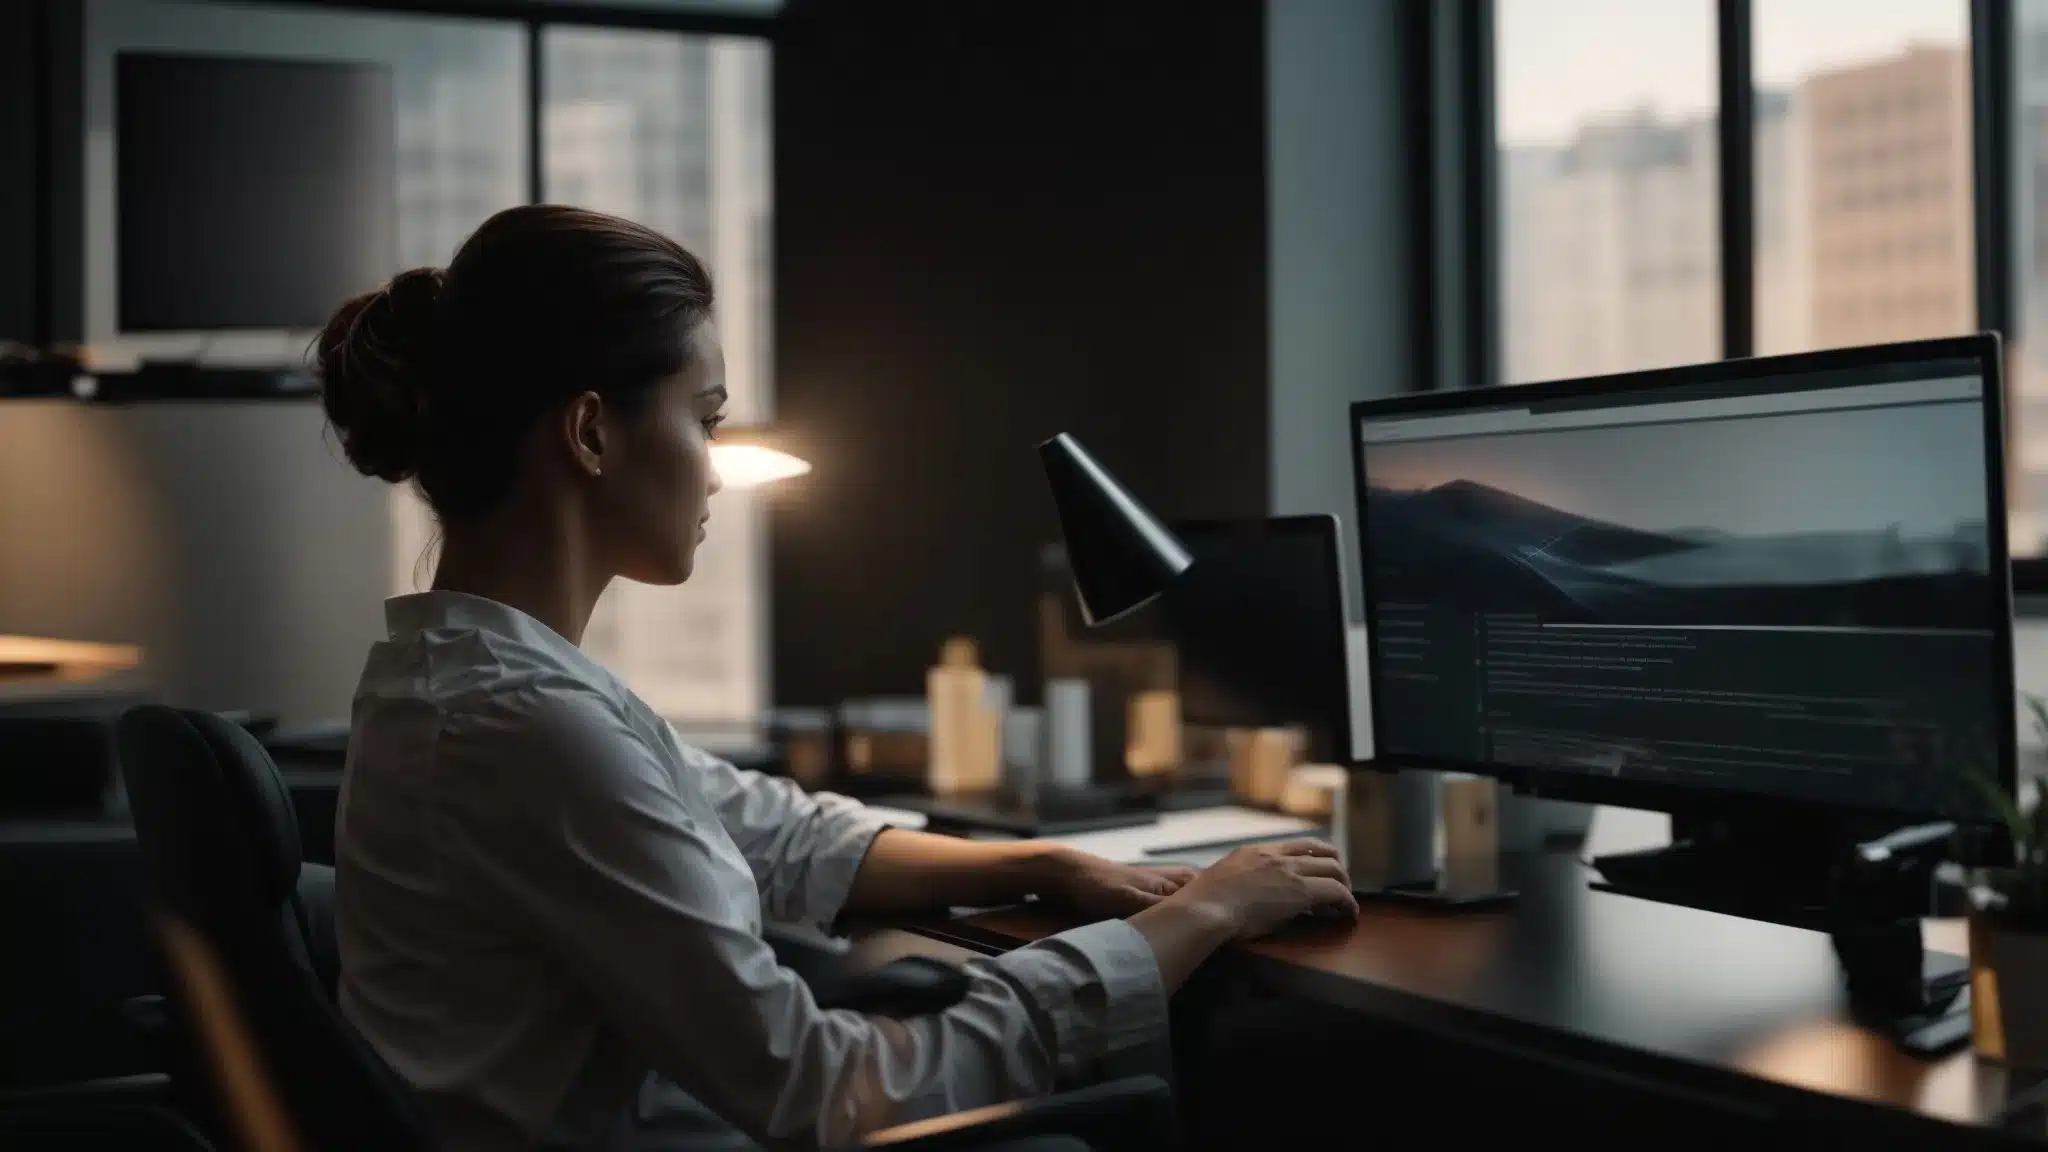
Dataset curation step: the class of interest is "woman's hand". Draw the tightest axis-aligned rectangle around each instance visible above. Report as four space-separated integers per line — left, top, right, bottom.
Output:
1124 839 1355 993
1039 848 1198 918
1170 839 1356 940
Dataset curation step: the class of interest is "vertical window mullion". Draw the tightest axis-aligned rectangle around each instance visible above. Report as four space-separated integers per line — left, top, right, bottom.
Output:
1718 0 1756 359
526 17 544 205
1973 0 2015 341
1469 0 1500 389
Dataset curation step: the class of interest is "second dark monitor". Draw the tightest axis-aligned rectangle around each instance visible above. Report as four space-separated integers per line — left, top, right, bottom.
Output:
117 51 397 333
1166 514 1353 765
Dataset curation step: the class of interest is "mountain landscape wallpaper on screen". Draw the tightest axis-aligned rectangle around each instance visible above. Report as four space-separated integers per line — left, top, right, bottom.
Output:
1363 478 1991 631
1359 396 1995 633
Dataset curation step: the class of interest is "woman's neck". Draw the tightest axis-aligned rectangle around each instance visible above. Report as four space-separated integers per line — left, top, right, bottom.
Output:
430 504 608 647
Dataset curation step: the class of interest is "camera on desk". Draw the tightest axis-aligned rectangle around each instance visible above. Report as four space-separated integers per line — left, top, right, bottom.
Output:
1828 820 1970 1026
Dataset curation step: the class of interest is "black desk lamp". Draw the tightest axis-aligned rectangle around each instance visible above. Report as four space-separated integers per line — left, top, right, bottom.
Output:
1038 433 1193 626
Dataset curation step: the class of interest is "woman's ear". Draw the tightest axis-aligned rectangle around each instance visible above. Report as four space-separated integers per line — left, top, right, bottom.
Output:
562 392 608 478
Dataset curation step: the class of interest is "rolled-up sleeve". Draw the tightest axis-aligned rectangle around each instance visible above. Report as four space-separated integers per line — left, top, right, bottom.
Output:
457 694 1167 1148
670 733 887 925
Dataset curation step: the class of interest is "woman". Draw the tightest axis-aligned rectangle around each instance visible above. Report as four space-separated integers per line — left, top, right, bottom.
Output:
320 204 1356 1152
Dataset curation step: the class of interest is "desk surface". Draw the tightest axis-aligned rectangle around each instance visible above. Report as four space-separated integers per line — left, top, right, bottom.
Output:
924 851 2044 1136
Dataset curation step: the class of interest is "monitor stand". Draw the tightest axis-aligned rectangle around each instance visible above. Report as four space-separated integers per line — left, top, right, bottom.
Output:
1352 773 1519 910
1587 808 1969 1055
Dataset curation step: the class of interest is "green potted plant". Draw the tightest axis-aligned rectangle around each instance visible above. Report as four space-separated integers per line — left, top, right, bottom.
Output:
2024 693 2048 782
1965 695 2048 1068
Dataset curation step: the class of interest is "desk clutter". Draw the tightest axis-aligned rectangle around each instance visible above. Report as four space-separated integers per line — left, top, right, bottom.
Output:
786 634 1345 833
926 637 1003 794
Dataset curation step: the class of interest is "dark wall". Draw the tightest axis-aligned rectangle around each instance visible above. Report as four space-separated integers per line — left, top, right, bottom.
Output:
0 1 84 347
771 0 1269 706
0 1 34 344
45 0 85 345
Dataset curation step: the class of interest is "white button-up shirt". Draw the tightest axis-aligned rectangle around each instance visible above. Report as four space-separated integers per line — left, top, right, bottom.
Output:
335 591 1166 1151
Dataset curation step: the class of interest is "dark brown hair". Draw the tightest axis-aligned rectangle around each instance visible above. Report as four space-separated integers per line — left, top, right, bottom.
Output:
316 204 715 522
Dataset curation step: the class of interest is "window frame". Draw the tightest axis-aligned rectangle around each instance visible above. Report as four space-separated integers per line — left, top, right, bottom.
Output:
19 0 778 346
1444 0 2043 596
258 1 781 39
253 2 781 206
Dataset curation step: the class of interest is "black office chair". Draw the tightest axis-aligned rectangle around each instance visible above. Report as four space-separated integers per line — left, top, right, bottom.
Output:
117 706 426 1151
116 706 1173 1152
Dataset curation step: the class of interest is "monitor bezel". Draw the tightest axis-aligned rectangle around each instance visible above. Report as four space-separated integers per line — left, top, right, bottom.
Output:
1346 333 2017 824
1167 513 1356 765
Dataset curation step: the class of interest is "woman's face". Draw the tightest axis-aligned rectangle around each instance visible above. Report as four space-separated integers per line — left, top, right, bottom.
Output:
600 324 727 585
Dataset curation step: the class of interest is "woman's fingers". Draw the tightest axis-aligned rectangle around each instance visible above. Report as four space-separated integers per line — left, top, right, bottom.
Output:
1120 884 1171 908
1301 876 1360 917
1286 854 1351 883
1272 838 1341 858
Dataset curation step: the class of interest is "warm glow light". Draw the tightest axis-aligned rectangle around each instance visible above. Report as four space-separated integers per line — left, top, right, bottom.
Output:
0 635 143 681
710 443 812 490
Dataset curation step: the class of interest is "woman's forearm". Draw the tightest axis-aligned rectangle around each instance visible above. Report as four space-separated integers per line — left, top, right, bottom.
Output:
842 827 1241 994
1127 894 1238 993
843 828 1068 913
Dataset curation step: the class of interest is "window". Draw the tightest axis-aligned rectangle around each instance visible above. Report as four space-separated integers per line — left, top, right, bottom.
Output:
2017 0 2048 555
1753 0 1973 357
1485 1 2048 589
1494 0 1719 384
542 27 773 723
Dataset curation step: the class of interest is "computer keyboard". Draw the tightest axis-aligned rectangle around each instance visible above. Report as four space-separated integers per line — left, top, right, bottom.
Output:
1139 807 1322 855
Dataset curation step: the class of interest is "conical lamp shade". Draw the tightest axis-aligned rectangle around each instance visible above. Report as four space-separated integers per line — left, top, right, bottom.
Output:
1040 433 1193 626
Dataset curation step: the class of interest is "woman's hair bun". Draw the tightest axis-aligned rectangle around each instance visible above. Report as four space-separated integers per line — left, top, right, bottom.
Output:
316 266 446 483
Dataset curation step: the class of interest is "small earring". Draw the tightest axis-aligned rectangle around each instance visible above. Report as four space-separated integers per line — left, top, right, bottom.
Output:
593 467 603 477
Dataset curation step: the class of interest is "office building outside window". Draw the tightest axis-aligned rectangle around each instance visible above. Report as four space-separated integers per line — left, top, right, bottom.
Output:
2015 0 2048 553
1753 2 1974 359
1495 0 1721 385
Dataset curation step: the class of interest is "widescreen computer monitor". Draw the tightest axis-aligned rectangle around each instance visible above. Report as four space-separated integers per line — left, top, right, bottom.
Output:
117 52 397 333
1167 516 1353 765
1349 336 2015 824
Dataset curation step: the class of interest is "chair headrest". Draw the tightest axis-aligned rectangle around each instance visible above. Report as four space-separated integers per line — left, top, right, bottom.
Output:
117 706 304 920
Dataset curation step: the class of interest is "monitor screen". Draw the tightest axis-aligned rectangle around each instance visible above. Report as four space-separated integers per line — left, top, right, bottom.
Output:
117 52 397 333
1353 344 2009 818
1166 516 1351 764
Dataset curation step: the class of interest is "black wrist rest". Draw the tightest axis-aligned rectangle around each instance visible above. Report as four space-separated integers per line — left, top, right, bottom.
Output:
812 955 972 1017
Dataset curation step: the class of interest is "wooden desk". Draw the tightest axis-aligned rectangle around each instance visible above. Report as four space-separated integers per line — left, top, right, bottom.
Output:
0 637 141 684
912 852 2048 1146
